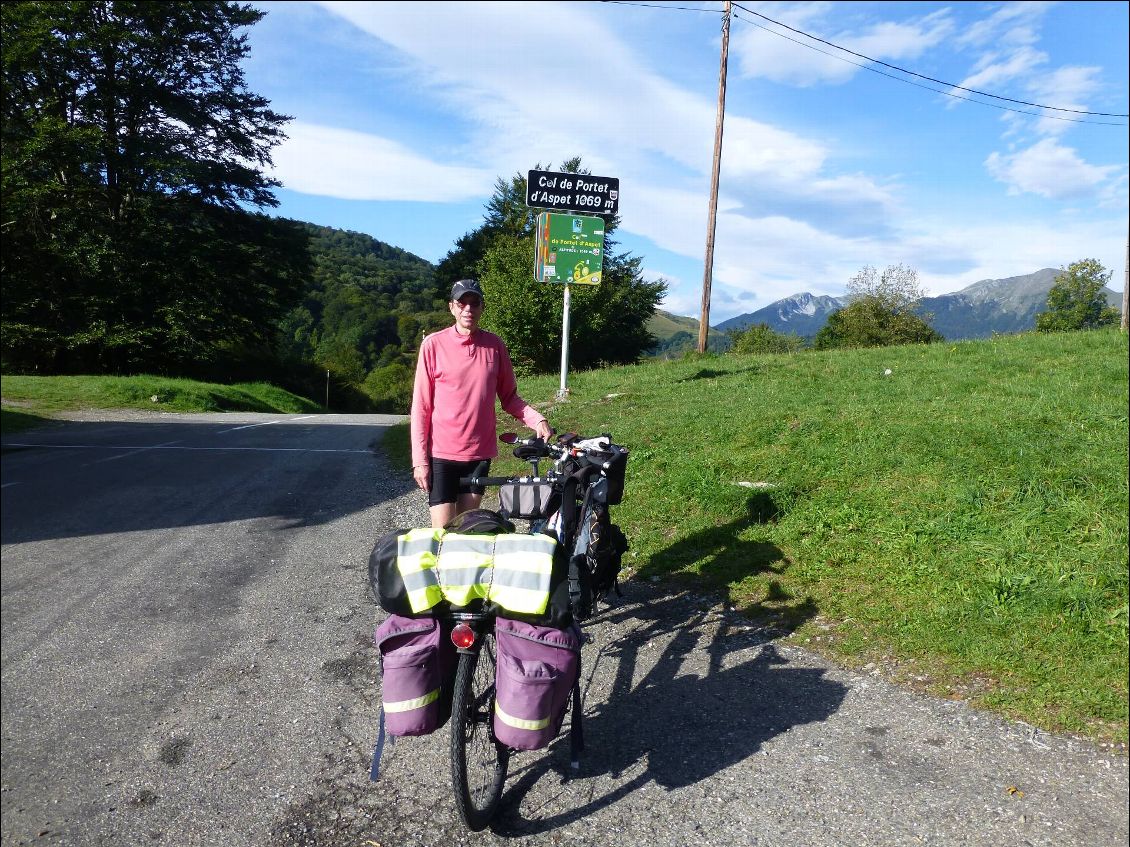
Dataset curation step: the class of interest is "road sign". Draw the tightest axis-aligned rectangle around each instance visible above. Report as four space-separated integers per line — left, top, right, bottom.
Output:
527 170 619 215
535 213 605 285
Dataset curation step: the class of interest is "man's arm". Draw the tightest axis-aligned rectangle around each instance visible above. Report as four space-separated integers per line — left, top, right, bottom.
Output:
409 340 435 489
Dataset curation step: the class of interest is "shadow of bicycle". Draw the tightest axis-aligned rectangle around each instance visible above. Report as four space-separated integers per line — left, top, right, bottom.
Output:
493 588 848 835
638 488 813 629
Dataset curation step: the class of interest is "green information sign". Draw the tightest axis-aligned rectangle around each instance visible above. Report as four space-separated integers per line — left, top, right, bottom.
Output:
534 212 604 285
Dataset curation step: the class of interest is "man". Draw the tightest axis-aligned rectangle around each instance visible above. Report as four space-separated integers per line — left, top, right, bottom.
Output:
410 279 552 528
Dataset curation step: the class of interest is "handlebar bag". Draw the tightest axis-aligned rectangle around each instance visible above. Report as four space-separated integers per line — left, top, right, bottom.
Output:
493 617 581 750
374 614 455 736
499 481 560 520
586 444 629 505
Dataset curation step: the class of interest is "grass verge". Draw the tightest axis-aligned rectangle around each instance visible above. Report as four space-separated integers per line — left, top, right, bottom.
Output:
0 374 320 434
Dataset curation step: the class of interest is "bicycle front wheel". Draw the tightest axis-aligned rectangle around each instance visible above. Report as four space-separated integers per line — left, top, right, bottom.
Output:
450 632 509 830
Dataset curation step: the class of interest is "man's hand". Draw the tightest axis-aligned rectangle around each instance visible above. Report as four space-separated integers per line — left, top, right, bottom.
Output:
535 419 553 441
412 464 430 492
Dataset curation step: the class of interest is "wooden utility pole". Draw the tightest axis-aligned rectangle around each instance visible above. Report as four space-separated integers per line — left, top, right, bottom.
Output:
698 0 731 354
1122 241 1128 332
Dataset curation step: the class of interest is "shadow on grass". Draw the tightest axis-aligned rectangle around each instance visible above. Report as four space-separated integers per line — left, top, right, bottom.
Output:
636 489 814 628
206 387 310 412
676 365 761 382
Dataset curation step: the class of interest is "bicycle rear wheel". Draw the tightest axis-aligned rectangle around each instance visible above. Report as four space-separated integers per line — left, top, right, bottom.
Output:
450 631 509 830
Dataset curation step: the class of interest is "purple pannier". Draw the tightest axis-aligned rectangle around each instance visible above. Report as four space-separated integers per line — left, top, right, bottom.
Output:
374 614 455 736
493 617 581 750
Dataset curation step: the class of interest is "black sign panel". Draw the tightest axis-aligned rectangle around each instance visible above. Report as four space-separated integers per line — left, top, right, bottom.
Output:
526 169 619 215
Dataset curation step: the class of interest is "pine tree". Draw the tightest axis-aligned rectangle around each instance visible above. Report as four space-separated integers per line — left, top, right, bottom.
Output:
2 1 306 372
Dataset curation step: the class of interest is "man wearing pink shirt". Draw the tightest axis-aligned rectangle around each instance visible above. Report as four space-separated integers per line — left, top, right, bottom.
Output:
410 279 553 528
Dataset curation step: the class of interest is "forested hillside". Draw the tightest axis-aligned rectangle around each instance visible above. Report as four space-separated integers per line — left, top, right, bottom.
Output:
273 223 449 411
1 5 662 413
647 310 730 357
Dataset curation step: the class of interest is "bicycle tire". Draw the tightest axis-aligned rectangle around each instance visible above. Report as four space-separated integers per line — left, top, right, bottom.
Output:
450 632 509 830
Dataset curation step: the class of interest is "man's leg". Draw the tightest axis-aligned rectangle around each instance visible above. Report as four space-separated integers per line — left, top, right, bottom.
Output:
457 492 483 514
428 459 486 528
429 502 458 529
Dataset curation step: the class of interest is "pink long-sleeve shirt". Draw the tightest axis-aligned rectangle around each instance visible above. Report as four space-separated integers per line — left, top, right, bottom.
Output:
410 325 546 467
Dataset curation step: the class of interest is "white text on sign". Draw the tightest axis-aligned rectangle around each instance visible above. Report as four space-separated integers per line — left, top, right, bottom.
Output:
526 169 620 215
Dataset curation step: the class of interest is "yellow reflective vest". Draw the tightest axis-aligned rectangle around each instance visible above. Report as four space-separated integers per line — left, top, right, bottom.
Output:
395 529 558 615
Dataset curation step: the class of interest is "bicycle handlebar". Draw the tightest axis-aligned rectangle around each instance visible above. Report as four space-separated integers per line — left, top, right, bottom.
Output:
457 432 617 489
460 475 516 487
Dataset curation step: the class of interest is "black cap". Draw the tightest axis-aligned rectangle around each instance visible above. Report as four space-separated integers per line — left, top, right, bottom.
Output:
450 279 485 302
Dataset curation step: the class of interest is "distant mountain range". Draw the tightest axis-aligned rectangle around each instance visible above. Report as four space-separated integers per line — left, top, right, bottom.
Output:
715 291 848 338
710 269 1122 342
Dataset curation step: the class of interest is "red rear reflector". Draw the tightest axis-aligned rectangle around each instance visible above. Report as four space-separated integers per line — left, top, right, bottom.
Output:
451 623 476 649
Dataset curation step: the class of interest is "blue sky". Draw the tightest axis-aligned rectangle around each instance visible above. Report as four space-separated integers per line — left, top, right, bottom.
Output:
241 1 1129 323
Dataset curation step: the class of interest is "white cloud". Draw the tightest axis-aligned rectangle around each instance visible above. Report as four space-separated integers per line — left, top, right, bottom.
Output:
955 1 1052 49
715 115 827 179
1030 65 1102 107
310 0 890 222
317 0 835 187
258 0 1126 322
913 214 1129 297
947 45 1047 103
984 139 1123 200
947 3 1102 140
271 122 494 201
847 11 954 61
1027 65 1103 135
733 6 953 87
643 266 699 318
635 187 1130 321
678 209 1130 320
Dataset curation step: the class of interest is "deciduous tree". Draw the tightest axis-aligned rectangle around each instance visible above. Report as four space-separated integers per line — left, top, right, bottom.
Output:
815 264 942 349
1035 259 1118 332
729 323 804 355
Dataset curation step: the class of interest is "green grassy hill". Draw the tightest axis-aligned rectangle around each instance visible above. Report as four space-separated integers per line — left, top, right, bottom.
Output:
496 328 1128 745
647 309 730 355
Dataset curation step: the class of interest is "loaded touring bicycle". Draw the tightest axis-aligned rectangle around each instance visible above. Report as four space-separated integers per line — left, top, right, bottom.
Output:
369 431 629 830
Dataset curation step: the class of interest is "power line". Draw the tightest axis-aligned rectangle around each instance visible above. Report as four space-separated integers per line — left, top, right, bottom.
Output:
599 0 718 12
598 0 1128 124
732 3 1129 119
730 9 1127 126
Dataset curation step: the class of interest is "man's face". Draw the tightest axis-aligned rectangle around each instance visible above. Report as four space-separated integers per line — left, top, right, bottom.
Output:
450 294 484 333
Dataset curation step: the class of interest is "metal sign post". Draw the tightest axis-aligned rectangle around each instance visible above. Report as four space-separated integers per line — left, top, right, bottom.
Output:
558 284 572 400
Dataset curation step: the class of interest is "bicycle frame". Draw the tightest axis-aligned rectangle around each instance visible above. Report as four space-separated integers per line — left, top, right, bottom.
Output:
443 431 625 829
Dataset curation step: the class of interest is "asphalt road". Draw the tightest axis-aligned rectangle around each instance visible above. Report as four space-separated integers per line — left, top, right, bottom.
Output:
1 412 1126 847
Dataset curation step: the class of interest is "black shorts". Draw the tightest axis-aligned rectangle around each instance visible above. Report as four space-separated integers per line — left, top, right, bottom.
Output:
428 457 491 507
